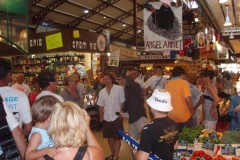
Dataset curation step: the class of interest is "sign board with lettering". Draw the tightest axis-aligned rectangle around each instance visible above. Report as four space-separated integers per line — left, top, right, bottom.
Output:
144 2 183 51
46 32 63 50
109 44 137 58
108 49 120 66
29 29 107 54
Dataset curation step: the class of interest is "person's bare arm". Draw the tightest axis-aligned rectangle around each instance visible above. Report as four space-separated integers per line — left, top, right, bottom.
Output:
83 109 104 159
174 141 178 150
11 126 27 160
22 121 33 137
194 95 204 111
143 86 151 97
135 150 150 160
185 96 194 116
99 106 104 123
208 85 220 119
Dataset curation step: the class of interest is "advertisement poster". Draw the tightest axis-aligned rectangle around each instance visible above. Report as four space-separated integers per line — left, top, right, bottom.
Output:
144 2 182 51
217 44 228 59
108 49 120 66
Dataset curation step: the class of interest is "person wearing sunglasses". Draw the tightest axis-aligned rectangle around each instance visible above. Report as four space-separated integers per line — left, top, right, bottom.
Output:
60 74 82 108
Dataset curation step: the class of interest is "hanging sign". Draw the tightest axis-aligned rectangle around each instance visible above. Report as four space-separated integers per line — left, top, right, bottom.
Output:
108 49 120 66
45 32 63 50
144 2 182 51
217 44 229 59
109 44 137 58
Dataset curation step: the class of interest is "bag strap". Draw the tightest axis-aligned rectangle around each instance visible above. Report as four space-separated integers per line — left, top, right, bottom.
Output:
73 146 88 160
153 76 163 90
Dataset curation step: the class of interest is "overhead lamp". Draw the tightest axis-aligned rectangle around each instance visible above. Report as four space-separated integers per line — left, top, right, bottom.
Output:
84 10 89 13
224 6 232 26
195 17 199 22
138 29 142 33
122 23 126 27
219 0 228 3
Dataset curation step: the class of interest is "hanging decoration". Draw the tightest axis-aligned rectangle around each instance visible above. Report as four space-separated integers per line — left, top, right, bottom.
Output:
143 2 183 51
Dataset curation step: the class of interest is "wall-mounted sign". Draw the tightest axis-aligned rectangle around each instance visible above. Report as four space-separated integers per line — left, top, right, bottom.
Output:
29 29 107 54
109 44 137 58
46 32 63 50
108 49 120 66
144 2 183 51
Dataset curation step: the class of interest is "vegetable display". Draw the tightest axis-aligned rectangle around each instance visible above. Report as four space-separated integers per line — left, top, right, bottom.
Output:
179 126 204 143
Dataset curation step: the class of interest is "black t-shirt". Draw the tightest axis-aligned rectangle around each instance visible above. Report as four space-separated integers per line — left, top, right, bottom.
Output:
138 117 178 159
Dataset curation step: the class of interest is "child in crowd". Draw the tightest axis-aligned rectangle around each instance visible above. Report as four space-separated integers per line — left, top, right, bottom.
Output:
25 96 60 160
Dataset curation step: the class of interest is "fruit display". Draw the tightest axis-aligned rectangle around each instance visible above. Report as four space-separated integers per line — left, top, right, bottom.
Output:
220 131 240 144
190 150 212 160
198 129 223 144
179 126 204 143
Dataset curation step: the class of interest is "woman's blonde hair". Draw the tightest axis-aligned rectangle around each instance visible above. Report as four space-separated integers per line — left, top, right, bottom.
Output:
64 74 78 86
48 101 88 148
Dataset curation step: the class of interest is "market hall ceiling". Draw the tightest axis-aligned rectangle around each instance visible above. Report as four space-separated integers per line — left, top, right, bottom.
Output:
30 0 204 47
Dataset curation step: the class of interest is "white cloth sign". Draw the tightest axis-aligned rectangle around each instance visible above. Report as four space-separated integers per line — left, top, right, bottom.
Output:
144 2 183 51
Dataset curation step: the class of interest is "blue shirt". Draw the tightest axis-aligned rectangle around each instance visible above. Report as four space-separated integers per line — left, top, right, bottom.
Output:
228 95 240 131
29 127 54 150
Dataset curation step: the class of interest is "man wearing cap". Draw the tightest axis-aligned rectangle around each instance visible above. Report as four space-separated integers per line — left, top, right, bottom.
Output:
164 66 194 132
228 81 240 130
135 89 178 160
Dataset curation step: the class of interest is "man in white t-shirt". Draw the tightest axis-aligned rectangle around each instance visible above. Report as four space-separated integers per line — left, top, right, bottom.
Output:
144 66 168 97
35 70 64 102
0 58 32 138
97 73 125 160
1 99 27 160
11 73 31 96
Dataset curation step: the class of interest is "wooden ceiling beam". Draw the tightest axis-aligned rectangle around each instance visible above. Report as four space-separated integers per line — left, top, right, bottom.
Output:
32 0 68 24
95 0 155 33
67 0 120 28
32 0 43 6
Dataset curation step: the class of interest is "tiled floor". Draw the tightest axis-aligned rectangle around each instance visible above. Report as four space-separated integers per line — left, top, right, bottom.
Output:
93 102 151 160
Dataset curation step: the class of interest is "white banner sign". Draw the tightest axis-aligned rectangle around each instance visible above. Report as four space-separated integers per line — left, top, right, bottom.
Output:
144 2 182 51
108 49 120 66
217 44 228 59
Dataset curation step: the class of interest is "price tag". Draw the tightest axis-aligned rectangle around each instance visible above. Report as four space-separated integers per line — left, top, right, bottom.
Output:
178 140 188 150
208 132 219 139
202 140 214 151
221 144 236 156
173 152 181 160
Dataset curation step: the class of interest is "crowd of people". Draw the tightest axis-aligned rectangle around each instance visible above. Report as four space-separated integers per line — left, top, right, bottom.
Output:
1 55 240 160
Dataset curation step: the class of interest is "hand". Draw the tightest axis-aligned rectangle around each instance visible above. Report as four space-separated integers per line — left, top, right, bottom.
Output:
47 148 59 157
235 105 240 112
82 109 90 127
210 108 218 119
99 117 103 123
126 70 131 77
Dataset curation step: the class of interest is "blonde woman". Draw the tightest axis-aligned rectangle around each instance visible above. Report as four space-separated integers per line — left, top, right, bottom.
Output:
48 101 104 160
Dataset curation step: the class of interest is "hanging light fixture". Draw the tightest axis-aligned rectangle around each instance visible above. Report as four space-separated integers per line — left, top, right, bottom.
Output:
224 6 232 26
219 0 228 3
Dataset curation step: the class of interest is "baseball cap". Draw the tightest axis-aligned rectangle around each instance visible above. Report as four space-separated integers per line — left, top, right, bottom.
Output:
146 89 173 112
